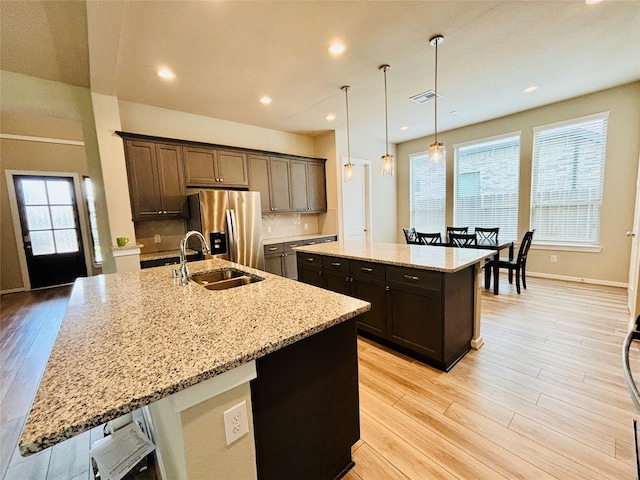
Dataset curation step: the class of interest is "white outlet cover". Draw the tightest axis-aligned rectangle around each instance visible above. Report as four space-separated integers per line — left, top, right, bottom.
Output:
154 234 161 243
223 400 249 445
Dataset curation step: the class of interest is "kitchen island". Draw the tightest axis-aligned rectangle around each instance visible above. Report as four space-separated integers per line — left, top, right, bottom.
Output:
19 258 369 480
295 241 495 371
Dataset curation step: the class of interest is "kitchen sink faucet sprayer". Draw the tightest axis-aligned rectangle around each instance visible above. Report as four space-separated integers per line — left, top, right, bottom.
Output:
179 231 210 285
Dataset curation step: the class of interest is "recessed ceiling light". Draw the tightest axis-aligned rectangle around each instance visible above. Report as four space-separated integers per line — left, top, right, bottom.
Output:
523 85 539 93
326 114 336 121
585 0 603 4
400 126 409 131
328 42 346 55
157 68 175 80
259 96 272 105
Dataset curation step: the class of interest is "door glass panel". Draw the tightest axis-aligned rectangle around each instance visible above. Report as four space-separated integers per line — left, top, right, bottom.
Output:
47 180 72 204
50 205 75 229
22 179 47 205
54 229 79 253
25 206 52 230
31 230 55 255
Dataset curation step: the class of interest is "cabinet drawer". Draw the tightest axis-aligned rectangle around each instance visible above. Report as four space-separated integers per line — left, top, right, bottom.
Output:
264 243 284 255
323 256 349 273
350 260 385 280
284 240 303 252
297 253 323 269
386 266 441 291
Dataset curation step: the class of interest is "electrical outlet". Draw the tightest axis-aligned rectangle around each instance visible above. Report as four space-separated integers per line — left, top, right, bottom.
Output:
267 226 272 233
304 223 308 230
223 401 249 445
154 234 161 243
550 255 557 263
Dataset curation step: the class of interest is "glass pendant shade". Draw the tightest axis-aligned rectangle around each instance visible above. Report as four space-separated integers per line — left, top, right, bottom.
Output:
344 162 355 182
382 154 394 176
429 142 445 163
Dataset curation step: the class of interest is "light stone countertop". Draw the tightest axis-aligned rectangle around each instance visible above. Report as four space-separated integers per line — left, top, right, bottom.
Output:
19 258 370 455
263 233 337 245
294 241 495 273
139 248 198 261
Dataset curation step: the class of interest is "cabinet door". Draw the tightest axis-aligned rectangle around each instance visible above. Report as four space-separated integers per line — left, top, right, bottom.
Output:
183 146 217 186
249 155 272 213
125 140 161 220
269 157 292 212
307 160 327 212
216 150 249 187
298 266 324 287
282 252 298 279
264 253 284 276
351 275 387 338
290 160 309 212
387 283 442 361
156 144 188 217
324 271 352 296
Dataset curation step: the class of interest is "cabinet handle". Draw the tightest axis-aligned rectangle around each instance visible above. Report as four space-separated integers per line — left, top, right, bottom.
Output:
283 253 287 257
331 262 341 266
360 267 373 272
350 277 354 283
385 285 390 291
308 241 316 245
164 210 167 214
306 258 315 262
269 247 278 251
158 211 162 214
290 244 298 247
403 274 420 281
219 178 224 182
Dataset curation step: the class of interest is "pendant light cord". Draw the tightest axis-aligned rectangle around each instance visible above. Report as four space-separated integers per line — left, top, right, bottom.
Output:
383 66 389 157
343 85 352 165
434 40 438 144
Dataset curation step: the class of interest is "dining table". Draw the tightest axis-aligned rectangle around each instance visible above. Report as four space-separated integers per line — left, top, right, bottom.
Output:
435 239 515 295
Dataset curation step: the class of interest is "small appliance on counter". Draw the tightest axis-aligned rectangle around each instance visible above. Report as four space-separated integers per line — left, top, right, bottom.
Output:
188 190 264 270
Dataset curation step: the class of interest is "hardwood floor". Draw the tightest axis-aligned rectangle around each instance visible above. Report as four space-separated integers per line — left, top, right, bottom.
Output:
1 277 639 479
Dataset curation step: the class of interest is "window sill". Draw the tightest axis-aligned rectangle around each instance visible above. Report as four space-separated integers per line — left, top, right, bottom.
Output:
531 243 603 253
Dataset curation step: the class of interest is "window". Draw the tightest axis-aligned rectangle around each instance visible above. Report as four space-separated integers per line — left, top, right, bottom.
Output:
454 133 521 241
409 152 446 234
83 177 102 264
531 113 608 246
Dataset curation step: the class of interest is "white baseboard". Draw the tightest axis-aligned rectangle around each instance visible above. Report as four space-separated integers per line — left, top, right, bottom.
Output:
526 271 627 288
1 287 26 295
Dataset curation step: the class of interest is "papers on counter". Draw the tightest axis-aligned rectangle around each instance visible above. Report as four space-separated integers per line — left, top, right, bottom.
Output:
90 421 155 480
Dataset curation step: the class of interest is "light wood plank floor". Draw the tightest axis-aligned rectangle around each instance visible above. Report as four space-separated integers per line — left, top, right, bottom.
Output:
2 277 639 479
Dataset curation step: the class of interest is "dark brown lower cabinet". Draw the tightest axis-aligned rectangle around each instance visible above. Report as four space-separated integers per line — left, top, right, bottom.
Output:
297 253 475 371
250 318 359 480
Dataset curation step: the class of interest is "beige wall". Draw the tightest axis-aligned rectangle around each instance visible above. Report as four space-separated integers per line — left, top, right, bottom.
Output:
397 82 640 284
0 71 113 291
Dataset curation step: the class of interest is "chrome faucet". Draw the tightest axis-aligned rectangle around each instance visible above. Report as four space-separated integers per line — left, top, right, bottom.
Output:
179 231 210 285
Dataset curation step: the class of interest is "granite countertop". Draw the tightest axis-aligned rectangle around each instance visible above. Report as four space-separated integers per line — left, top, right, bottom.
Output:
19 258 369 455
139 248 198 261
263 233 337 246
294 241 495 273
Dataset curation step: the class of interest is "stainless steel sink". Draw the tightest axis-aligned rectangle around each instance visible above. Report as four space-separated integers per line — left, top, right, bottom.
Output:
190 268 264 290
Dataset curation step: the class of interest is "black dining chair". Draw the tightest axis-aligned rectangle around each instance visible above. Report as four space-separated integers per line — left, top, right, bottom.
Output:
497 230 535 294
449 232 477 247
475 227 499 243
416 232 442 245
447 226 468 243
403 228 419 244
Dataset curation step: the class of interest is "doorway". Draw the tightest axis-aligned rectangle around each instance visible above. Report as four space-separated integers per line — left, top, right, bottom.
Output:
11 174 88 288
341 158 372 242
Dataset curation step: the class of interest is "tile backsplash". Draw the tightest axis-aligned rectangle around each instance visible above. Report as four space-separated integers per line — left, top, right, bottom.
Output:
135 213 322 252
262 214 319 239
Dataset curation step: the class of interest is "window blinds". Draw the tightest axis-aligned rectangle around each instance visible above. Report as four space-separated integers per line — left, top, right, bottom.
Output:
454 134 521 242
410 153 446 234
531 113 608 245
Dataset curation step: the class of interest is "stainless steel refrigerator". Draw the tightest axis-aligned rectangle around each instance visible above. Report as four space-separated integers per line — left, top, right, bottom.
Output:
187 190 264 270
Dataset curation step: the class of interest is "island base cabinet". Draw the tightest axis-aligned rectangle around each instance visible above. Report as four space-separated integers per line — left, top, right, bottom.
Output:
250 318 359 480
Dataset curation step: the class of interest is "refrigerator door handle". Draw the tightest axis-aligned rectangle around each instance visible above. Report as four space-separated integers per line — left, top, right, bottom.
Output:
226 208 238 263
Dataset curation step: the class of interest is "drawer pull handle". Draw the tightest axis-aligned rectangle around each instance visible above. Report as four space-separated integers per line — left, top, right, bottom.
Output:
308 241 316 245
403 274 420 281
331 262 341 266
360 267 373 272
290 244 298 247
306 258 315 262
269 247 278 251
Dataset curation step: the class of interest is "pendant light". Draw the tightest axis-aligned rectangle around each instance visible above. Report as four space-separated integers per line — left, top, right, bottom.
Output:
342 85 354 183
429 35 445 163
379 64 394 177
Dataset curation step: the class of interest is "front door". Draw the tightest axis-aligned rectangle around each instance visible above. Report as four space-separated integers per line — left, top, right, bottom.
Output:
13 175 87 288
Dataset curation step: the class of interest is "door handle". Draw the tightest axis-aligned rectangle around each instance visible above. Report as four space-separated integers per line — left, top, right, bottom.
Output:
627 231 636 237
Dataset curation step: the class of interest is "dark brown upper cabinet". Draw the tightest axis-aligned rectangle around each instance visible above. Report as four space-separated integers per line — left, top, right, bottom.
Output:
249 155 292 213
183 146 249 188
124 140 188 221
290 159 327 213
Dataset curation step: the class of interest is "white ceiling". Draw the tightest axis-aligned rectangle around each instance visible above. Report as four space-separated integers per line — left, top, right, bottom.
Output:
1 1 639 144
